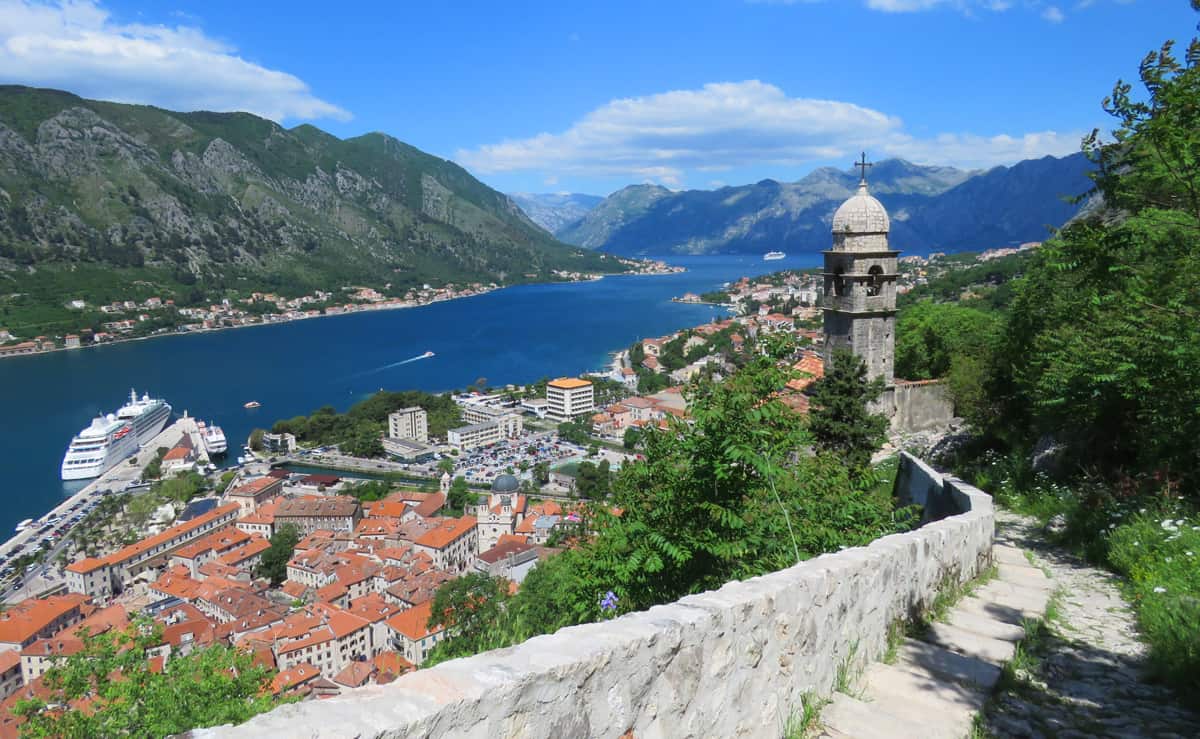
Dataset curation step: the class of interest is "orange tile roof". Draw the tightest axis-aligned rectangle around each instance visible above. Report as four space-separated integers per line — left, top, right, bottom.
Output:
65 557 109 574
271 663 320 695
548 377 592 389
0 594 89 645
229 477 280 496
372 651 413 684
412 493 446 518
363 500 411 519
333 661 374 688
347 593 401 624
413 516 476 550
0 650 19 673
163 446 192 462
103 503 240 566
385 601 442 641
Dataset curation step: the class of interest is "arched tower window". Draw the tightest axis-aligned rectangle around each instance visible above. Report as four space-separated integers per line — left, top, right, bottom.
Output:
833 266 846 296
866 265 884 297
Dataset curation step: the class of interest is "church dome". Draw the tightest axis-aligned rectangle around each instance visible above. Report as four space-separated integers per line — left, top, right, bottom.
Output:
492 474 520 493
832 183 890 234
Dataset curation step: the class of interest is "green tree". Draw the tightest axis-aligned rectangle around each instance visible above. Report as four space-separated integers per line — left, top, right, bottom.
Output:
248 428 265 452
13 621 285 736
807 349 888 473
448 476 474 513
532 461 550 485
425 573 510 666
253 524 301 586
437 457 455 476
623 426 641 450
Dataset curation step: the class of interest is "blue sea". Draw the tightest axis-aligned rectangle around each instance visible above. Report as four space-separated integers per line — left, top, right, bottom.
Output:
0 254 820 533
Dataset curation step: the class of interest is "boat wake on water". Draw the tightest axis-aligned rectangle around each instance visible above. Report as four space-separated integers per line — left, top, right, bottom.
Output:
342 351 435 380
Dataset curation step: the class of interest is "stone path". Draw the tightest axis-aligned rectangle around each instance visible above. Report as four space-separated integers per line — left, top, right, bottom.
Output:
814 511 1198 738
978 511 1196 739
816 539 1051 739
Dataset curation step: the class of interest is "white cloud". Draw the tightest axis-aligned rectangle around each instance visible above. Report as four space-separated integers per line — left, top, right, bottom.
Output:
0 0 348 122
457 81 900 183
1042 5 1066 22
457 80 1086 185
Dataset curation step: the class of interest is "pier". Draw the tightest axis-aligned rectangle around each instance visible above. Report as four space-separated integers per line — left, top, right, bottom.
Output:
0 417 205 599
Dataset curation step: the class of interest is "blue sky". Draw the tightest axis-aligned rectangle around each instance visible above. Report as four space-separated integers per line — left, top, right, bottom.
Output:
0 1 1195 195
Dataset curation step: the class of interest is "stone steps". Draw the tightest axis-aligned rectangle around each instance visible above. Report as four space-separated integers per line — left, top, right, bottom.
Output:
817 542 1053 738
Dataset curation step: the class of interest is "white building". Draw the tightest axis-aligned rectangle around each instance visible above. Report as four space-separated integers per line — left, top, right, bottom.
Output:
387 407 428 443
546 377 595 423
446 414 523 451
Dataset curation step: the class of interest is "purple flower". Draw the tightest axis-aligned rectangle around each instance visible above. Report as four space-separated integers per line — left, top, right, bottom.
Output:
600 590 619 613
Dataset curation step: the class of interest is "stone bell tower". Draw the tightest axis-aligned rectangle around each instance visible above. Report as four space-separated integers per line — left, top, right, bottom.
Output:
822 153 899 397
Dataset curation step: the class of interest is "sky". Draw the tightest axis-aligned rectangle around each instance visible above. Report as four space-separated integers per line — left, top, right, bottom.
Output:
0 0 1196 196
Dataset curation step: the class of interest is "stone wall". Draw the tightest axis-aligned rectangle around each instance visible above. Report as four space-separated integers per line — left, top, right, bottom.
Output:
892 379 955 432
198 454 993 739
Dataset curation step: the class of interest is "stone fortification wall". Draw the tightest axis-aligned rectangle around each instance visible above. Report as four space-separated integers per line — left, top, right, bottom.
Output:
199 454 992 739
892 379 955 432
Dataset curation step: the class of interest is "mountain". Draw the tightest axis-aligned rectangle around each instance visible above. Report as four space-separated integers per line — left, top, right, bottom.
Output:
508 192 603 234
0 86 624 302
557 155 1092 255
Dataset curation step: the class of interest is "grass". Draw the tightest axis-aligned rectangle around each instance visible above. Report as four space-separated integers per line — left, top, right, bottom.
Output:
956 447 1200 702
909 564 999 636
781 693 827 739
883 618 905 665
834 640 861 696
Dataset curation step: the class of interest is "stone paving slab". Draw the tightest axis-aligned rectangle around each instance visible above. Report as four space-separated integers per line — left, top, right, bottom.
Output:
957 593 1043 625
997 561 1052 590
991 543 1031 566
974 579 1050 614
819 693 930 738
923 620 1017 664
943 607 1027 642
895 639 1001 690
860 662 984 739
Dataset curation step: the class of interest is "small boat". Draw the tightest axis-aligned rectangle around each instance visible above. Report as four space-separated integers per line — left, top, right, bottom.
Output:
421 351 435 358
243 401 261 409
763 251 786 261
14 518 33 533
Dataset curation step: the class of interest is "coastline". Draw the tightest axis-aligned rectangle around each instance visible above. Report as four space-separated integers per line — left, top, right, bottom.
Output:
0 266 686 363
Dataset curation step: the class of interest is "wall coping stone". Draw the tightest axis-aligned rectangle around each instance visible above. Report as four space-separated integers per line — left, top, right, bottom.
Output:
196 452 993 739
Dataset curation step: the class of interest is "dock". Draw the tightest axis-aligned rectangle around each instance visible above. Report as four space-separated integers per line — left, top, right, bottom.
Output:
0 417 201 565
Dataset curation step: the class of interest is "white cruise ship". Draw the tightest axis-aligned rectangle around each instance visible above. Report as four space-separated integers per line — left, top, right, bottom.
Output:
60 415 138 480
115 389 172 446
763 251 786 261
199 420 228 456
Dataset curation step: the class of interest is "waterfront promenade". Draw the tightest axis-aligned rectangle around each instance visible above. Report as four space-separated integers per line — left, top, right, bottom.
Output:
0 417 207 599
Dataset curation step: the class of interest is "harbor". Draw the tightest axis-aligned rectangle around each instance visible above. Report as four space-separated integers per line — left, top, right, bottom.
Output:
0 416 212 601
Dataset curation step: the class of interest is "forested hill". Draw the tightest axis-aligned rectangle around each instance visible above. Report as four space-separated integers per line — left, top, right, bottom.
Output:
557 154 1093 256
0 86 625 297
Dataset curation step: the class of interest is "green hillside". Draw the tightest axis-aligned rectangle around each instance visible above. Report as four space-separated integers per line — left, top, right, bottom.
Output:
0 86 627 336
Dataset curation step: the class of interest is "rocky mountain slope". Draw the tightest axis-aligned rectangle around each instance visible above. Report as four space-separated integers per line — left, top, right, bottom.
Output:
557 155 1092 255
0 86 623 297
508 192 603 234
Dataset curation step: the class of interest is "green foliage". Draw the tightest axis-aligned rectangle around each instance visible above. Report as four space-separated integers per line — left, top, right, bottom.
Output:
1108 513 1200 698
622 426 641 450
447 476 475 513
349 480 392 502
807 349 888 474
12 620 285 736
574 460 612 499
424 573 510 666
895 301 1002 381
248 428 265 452
272 390 462 457
253 524 301 586
556 419 592 445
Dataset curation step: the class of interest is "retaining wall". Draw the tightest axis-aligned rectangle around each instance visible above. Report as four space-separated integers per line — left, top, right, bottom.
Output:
199 453 993 739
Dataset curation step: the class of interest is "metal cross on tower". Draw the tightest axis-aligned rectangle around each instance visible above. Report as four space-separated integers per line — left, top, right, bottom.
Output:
854 152 872 184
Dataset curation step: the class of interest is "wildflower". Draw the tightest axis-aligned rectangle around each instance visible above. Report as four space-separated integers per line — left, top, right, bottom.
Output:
1153 586 1167 594
599 590 619 613
1186 552 1194 557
